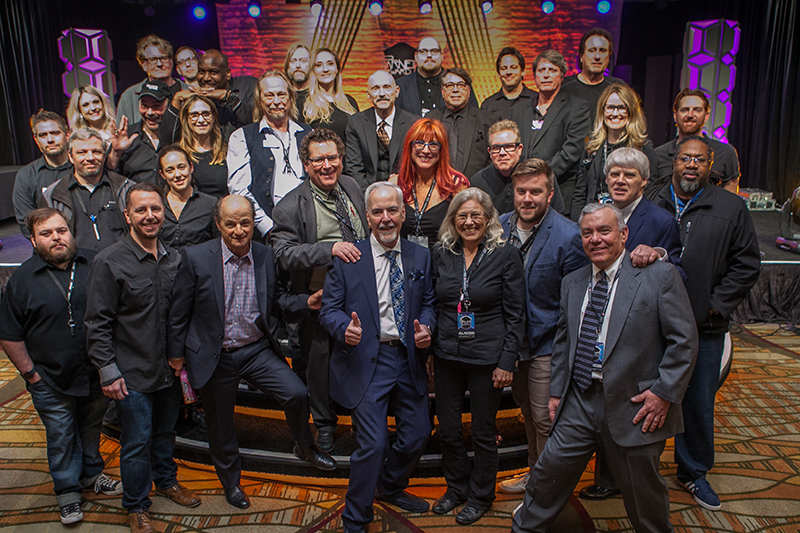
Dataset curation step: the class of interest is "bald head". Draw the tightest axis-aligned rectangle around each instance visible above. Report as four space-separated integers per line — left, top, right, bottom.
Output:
215 195 255 256
197 49 231 90
415 37 443 78
367 70 399 115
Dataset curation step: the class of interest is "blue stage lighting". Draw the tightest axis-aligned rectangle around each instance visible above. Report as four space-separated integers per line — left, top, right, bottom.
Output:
482 0 493 14
311 0 323 17
192 5 207 20
247 0 262 17
369 0 383 16
597 0 611 13
541 1 555 14
419 0 432 14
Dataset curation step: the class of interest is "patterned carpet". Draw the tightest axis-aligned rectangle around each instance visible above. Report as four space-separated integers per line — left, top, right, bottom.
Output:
0 323 798 532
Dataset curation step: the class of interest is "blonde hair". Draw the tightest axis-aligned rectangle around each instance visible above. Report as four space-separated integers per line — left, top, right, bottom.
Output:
438 188 505 253
178 95 227 166
303 47 356 124
67 86 115 133
585 84 648 154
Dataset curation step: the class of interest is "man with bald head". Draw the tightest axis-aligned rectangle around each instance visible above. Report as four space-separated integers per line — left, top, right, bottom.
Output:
396 37 477 117
169 194 336 510
345 70 419 191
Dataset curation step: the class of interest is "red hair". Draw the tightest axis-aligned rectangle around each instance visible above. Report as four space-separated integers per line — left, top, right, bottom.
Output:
396 118 469 204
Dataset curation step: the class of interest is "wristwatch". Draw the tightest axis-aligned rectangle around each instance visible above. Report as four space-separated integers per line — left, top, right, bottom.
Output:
21 369 36 381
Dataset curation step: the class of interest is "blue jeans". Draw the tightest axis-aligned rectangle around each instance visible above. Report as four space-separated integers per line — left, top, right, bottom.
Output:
674 332 725 482
27 377 108 507
115 382 181 511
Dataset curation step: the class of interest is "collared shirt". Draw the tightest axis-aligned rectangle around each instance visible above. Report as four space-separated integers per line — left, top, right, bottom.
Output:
416 70 442 115
619 195 643 223
480 85 537 119
221 241 264 348
309 180 366 243
13 156 73 237
161 189 217 251
374 107 396 140
68 174 127 252
0 250 96 396
85 235 180 393
370 233 403 341
579 251 625 380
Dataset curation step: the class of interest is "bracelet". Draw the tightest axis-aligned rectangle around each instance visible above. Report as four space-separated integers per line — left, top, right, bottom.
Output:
21 369 36 381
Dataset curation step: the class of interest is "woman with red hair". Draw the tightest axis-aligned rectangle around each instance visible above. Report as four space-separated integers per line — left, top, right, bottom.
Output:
390 118 469 248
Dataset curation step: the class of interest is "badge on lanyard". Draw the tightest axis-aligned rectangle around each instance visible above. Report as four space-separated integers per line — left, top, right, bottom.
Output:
408 235 428 248
457 299 475 339
592 342 604 374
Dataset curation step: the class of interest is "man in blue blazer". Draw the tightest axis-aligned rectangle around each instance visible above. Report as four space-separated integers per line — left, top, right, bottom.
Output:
319 182 437 533
498 159 589 494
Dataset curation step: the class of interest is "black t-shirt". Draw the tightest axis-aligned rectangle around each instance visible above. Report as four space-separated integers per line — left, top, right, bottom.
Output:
561 74 627 119
193 150 229 198
308 94 359 143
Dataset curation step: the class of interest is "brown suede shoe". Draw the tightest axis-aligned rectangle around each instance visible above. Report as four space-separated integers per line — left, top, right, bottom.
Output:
128 510 156 533
156 483 202 507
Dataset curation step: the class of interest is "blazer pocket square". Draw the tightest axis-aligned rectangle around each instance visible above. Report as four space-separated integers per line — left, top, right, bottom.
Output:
410 269 424 281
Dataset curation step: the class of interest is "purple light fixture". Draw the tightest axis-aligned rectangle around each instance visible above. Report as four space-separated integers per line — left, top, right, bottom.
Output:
58 28 117 104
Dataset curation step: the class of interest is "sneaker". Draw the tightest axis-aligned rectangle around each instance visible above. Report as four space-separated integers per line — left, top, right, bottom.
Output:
60 502 83 524
680 477 721 511
498 471 530 494
93 473 124 496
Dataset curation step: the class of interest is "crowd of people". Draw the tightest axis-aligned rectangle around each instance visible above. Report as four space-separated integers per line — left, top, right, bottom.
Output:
0 28 762 533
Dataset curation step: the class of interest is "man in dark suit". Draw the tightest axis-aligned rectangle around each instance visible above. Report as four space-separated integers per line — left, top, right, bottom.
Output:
512 203 698 532
510 50 592 216
345 70 419 192
271 128 368 452
428 68 494 179
319 181 437 533
168 195 336 510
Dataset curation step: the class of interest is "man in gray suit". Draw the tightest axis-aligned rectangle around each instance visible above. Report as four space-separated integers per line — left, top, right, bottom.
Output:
512 203 697 533
271 128 369 452
345 70 419 192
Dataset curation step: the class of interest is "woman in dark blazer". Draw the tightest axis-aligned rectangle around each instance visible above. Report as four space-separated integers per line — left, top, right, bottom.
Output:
428 187 525 525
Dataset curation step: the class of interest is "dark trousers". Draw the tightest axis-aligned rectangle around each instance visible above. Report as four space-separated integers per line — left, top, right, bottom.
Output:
434 357 503 510
674 332 725 482
512 381 672 533
200 338 314 491
343 343 430 529
298 313 337 432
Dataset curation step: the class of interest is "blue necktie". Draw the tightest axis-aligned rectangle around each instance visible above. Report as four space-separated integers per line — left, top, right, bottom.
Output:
573 271 608 391
384 250 405 345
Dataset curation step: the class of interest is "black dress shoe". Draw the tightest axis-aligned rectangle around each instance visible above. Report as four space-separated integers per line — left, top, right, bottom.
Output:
431 494 466 515
375 489 430 513
225 485 250 509
315 429 334 452
578 484 621 500
294 443 337 471
455 504 486 525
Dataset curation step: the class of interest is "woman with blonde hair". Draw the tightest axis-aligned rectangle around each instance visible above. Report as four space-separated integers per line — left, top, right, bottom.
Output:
66 85 116 141
570 83 659 220
302 47 358 140
177 94 228 197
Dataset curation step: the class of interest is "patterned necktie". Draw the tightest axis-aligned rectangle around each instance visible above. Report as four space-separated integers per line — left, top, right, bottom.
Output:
573 271 608 391
384 250 406 345
377 120 390 149
329 189 357 243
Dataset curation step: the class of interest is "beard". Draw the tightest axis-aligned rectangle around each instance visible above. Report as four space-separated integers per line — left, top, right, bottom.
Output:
38 239 78 266
292 70 308 84
679 179 700 194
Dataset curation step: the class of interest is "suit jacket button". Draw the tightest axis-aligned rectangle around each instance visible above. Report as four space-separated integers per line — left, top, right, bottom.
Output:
371 358 376 363
375 334 379 340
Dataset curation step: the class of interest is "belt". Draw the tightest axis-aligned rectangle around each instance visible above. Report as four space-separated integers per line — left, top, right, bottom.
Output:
380 339 403 347
221 346 239 353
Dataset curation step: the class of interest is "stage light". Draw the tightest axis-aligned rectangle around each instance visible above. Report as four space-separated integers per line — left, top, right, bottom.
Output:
481 0 493 14
419 0 432 14
311 0 323 17
247 0 262 17
368 0 383 16
541 1 555 14
597 0 611 13
192 4 207 20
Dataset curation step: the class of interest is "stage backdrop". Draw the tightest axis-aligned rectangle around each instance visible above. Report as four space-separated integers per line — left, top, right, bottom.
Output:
217 0 623 110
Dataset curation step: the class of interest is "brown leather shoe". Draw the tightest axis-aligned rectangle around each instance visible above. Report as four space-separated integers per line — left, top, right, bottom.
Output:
128 510 156 533
156 483 201 507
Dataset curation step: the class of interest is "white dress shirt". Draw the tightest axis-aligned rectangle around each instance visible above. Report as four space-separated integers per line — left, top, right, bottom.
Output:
370 233 403 341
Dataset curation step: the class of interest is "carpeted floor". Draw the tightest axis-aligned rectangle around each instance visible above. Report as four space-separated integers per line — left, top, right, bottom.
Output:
0 323 798 532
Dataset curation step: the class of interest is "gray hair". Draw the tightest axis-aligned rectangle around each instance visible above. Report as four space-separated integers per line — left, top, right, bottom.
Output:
68 127 107 152
438 187 505 253
579 203 626 232
604 147 650 181
365 181 404 210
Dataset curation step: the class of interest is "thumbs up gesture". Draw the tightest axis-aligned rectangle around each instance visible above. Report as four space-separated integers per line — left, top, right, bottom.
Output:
345 311 362 346
414 319 431 349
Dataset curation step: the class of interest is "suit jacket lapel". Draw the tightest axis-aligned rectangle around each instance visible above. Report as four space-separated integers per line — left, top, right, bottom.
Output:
603 256 639 358
209 240 226 324
567 266 590 371
355 240 381 328
626 199 647 245
532 93 566 150
401 239 415 332
253 245 268 318
340 177 369 230
365 112 379 173
460 108 477 172
389 111 408 169
525 208 553 272
299 182 317 243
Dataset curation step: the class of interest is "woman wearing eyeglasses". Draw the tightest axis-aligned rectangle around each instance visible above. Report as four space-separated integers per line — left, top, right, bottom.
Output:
67 85 117 143
176 94 229 197
428 187 525 525
302 47 359 142
391 118 469 248
569 84 659 220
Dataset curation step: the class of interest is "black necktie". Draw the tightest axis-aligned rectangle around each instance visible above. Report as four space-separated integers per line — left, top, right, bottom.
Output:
573 271 608 391
330 189 357 243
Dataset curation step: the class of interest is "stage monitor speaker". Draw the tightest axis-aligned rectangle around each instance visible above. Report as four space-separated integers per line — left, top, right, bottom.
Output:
680 19 740 143
59 28 117 105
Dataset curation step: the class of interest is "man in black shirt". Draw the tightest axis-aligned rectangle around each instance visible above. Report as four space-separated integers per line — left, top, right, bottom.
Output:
284 44 311 114
0 208 123 525
481 47 537 120
561 28 626 117
85 182 201 533
13 110 73 238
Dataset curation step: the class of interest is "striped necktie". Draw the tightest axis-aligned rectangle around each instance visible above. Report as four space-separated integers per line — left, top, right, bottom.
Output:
573 271 608 391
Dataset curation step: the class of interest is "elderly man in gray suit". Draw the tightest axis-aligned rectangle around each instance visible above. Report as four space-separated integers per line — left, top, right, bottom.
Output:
512 203 697 533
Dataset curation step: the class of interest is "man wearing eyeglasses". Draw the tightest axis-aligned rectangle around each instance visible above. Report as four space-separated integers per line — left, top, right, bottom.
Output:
228 70 311 240
271 128 368 452
116 35 187 127
396 37 478 117
345 70 420 192
427 68 495 178
652 135 759 511
175 46 199 90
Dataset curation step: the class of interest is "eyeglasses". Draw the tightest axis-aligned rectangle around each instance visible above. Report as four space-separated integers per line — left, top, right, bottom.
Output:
488 142 520 154
188 111 213 122
443 82 469 92
144 55 170 66
455 211 485 223
176 56 196 67
417 48 441 56
604 104 628 115
677 155 710 165
308 154 341 166
412 140 441 153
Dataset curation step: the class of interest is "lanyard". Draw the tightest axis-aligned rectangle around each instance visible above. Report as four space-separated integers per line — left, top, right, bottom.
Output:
412 177 436 236
459 246 487 309
670 183 702 223
73 185 110 240
312 191 359 238
274 129 299 179
46 262 77 336
586 268 621 334
518 229 537 256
